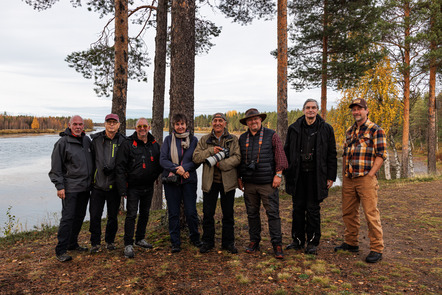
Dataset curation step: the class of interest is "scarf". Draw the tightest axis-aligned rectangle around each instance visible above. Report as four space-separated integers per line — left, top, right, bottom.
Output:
171 131 190 165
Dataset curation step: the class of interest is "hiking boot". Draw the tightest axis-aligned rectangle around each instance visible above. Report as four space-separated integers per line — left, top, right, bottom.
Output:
56 253 72 262
106 243 116 250
286 241 304 250
273 244 284 259
171 245 182 253
305 244 318 255
191 239 203 248
222 244 238 254
90 245 100 254
365 251 382 263
124 245 135 258
67 245 89 252
245 241 260 254
199 243 214 254
334 242 359 253
135 239 153 249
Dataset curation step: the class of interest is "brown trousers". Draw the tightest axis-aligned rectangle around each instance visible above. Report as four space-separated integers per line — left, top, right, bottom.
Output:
341 174 384 253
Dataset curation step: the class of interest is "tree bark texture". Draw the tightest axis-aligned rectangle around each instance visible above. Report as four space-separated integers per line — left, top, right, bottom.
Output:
320 0 328 120
427 11 437 174
151 0 168 210
401 2 410 178
112 0 129 136
277 0 288 147
169 0 196 133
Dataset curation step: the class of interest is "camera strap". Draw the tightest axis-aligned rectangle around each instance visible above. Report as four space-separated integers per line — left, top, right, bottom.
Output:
245 128 264 164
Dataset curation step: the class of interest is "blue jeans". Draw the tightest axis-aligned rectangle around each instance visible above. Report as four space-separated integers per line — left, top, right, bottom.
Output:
164 182 200 246
124 187 153 246
55 191 90 255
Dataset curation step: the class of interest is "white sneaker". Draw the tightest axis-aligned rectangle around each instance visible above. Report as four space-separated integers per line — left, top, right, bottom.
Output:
135 239 153 249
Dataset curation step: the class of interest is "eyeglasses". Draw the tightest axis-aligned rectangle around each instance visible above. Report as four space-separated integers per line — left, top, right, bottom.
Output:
106 121 119 125
137 124 149 129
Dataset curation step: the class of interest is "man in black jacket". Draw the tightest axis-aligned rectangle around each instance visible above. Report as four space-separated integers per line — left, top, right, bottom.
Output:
49 115 94 262
115 118 162 258
89 114 126 253
284 99 337 254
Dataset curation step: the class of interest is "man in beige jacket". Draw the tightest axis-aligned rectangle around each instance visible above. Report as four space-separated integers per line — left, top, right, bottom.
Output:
193 113 241 254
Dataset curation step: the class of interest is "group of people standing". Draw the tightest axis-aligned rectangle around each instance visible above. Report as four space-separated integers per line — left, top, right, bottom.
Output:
49 97 387 264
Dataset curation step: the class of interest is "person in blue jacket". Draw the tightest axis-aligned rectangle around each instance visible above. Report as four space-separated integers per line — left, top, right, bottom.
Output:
160 113 202 253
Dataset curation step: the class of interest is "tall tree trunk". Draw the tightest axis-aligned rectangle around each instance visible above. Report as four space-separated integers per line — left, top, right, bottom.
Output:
401 2 410 178
390 134 401 179
169 0 196 132
320 0 328 120
408 136 415 177
384 150 391 180
112 0 129 136
277 0 288 146
427 10 437 174
151 0 168 210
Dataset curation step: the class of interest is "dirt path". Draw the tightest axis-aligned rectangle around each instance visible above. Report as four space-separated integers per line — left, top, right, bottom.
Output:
0 178 441 294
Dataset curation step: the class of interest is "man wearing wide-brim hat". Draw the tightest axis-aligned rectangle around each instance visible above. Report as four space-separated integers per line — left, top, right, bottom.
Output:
237 108 288 259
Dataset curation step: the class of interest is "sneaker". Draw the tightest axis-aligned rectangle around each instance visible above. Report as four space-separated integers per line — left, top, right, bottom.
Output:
191 240 203 248
365 251 382 263
124 245 135 258
67 245 89 252
245 241 260 254
135 239 153 249
56 253 72 262
286 241 304 250
199 243 214 254
171 245 182 253
222 244 238 254
90 245 100 254
305 244 318 255
106 243 116 250
273 244 284 259
334 242 359 253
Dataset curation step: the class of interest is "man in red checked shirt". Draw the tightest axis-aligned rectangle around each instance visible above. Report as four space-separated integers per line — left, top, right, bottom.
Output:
335 98 387 263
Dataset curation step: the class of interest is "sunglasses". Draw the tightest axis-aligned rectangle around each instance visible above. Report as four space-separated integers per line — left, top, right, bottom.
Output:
137 124 149 129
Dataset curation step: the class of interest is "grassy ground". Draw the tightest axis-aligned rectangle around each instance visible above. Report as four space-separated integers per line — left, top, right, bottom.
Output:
0 177 441 294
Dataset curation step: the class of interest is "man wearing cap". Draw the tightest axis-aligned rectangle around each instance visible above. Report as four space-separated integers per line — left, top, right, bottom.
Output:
284 99 337 255
193 113 241 254
335 98 387 263
49 115 93 262
89 114 126 253
237 108 288 259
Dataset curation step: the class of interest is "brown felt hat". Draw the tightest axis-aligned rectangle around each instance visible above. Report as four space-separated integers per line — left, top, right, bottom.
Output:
349 98 368 109
239 108 267 125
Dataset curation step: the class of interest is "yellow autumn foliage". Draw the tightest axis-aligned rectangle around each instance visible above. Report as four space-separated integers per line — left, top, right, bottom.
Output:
31 117 40 129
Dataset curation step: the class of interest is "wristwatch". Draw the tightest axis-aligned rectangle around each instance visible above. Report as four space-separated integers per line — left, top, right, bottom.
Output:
276 173 282 178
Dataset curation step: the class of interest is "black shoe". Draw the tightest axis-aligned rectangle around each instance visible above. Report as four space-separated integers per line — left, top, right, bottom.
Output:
245 241 260 253
334 242 359 253
67 245 89 252
365 251 382 263
305 244 318 255
273 244 284 259
56 253 72 262
191 240 203 248
90 245 100 254
171 245 182 253
106 243 116 250
286 242 304 250
199 243 214 254
222 244 238 254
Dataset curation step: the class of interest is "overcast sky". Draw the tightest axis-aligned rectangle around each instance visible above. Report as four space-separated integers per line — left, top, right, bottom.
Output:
1 1 339 122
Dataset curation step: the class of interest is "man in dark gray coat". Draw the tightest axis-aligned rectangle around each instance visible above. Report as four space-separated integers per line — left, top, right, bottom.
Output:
284 99 337 255
49 115 93 262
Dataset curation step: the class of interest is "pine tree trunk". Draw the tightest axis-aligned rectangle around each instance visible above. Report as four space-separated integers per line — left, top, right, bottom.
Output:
320 0 328 120
151 0 168 210
427 12 437 174
401 2 411 178
277 0 288 147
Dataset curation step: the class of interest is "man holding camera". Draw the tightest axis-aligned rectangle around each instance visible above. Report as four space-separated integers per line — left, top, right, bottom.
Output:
89 114 126 253
237 108 288 259
193 113 241 254
284 99 337 255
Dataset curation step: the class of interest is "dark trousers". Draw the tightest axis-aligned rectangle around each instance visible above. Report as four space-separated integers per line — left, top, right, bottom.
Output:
124 187 153 246
89 188 120 246
164 182 200 246
243 182 282 245
291 170 321 246
202 182 235 247
55 191 90 255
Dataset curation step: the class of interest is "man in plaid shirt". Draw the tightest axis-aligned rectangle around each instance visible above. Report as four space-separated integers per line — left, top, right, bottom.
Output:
335 98 387 263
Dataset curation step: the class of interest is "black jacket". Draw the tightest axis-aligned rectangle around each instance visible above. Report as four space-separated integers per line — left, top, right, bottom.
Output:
49 128 94 193
115 131 162 196
284 115 337 201
91 130 126 191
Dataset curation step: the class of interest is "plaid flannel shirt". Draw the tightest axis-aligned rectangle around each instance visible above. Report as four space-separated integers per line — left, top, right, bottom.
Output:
343 119 387 178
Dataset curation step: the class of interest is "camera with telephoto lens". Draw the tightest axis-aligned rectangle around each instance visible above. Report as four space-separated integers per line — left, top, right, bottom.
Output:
162 174 180 185
205 147 230 167
301 153 313 162
246 160 257 171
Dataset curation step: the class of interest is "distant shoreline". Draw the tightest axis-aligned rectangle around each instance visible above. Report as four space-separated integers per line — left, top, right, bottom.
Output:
0 129 95 137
